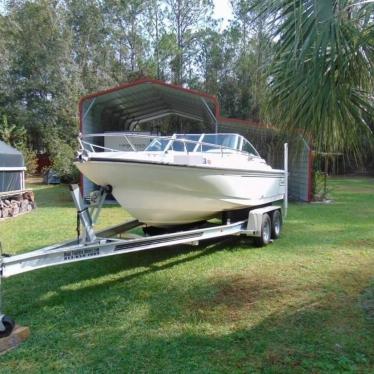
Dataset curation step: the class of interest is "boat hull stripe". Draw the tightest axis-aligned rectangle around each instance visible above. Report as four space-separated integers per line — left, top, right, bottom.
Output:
86 158 285 177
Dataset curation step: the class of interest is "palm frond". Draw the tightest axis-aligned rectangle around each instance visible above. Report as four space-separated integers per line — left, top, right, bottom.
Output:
257 0 374 155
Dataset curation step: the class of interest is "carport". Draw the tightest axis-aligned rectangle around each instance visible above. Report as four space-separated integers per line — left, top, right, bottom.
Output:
79 79 218 135
79 78 312 202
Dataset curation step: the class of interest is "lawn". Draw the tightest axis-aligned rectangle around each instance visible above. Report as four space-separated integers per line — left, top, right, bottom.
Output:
0 178 373 373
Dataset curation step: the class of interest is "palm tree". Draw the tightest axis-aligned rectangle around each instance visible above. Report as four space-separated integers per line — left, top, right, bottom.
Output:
0 115 27 148
257 0 374 155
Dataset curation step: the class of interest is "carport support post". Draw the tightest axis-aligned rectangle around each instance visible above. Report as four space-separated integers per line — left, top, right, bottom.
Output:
284 143 288 218
83 98 96 120
201 98 218 133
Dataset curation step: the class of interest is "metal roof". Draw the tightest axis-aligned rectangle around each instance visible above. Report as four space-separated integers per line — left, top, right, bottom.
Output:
0 141 24 168
79 79 219 132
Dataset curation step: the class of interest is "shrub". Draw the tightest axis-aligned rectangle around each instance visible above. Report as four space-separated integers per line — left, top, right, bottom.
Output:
49 142 79 183
18 144 38 175
312 170 331 201
0 115 27 148
0 115 38 175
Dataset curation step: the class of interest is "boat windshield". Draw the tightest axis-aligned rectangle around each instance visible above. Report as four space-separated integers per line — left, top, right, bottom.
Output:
144 138 170 152
145 133 259 156
199 134 238 151
175 134 201 152
241 138 259 156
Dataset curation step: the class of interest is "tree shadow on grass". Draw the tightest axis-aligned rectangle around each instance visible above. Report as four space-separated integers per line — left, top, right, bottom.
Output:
71 267 374 372
4 219 369 322
2 266 372 373
4 235 251 316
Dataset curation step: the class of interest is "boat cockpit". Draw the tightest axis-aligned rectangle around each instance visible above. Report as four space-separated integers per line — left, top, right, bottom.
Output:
79 133 261 162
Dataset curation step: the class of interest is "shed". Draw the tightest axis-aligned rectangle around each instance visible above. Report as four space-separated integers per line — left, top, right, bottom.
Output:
0 141 26 195
79 78 312 202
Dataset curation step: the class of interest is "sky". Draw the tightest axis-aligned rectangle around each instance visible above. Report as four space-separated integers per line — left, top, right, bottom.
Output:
213 0 233 29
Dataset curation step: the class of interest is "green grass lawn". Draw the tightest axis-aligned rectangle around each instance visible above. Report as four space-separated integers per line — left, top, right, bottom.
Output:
0 178 373 373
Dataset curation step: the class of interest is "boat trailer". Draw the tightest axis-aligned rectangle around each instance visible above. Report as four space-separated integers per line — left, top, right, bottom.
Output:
0 184 284 339
0 145 288 340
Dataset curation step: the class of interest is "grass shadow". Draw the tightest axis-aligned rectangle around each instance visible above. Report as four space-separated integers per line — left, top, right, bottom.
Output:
3 266 372 373
4 235 254 317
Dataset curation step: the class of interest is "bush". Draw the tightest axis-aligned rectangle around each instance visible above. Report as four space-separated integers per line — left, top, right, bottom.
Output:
18 144 38 175
0 114 27 148
49 142 79 183
312 170 331 201
0 114 38 175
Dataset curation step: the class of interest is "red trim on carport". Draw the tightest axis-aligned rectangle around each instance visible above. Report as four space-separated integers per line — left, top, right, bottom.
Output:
218 116 276 130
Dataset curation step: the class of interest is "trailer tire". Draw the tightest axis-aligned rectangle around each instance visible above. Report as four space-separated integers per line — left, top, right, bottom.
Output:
271 210 282 239
254 213 271 247
0 315 15 338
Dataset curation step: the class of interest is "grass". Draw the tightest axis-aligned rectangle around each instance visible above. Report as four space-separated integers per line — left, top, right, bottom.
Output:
0 177 373 373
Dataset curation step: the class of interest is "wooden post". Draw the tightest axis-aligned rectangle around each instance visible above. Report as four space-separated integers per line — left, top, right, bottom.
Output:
324 155 329 197
0 325 30 355
284 143 288 218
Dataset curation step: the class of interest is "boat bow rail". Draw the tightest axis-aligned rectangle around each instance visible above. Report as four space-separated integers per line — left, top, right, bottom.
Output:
78 132 261 158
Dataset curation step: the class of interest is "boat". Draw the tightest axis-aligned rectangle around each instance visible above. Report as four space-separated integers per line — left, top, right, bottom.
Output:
75 133 286 227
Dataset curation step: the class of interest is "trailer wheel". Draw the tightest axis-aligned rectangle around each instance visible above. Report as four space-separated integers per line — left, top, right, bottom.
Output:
271 210 282 239
254 213 271 247
0 315 15 338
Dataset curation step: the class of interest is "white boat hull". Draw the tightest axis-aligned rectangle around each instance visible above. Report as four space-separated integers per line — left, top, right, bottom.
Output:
75 159 285 226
